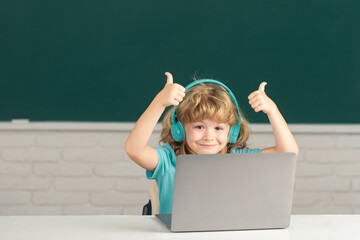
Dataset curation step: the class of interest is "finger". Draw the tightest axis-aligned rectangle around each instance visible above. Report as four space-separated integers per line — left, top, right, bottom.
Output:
250 100 262 110
259 82 267 92
175 84 186 92
249 95 264 105
177 90 186 98
248 90 259 100
248 94 259 105
174 95 184 103
170 100 180 106
165 72 173 84
248 91 262 101
249 98 257 106
254 105 263 112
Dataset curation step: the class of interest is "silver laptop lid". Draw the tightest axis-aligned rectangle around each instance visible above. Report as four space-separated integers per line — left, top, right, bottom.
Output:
171 152 297 232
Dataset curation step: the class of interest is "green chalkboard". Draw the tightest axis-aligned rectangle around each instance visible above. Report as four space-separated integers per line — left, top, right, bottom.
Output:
1 0 359 123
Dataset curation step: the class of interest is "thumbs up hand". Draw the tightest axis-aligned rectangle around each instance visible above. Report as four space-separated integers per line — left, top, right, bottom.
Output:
248 82 277 115
155 72 186 107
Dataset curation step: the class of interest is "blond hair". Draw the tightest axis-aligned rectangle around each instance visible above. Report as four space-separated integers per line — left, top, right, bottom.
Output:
160 82 250 155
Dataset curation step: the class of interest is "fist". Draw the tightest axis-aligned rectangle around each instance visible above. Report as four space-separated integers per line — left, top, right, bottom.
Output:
156 72 186 107
248 82 277 115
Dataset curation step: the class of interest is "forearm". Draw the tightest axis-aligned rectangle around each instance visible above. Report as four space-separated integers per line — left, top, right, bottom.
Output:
125 96 165 157
267 107 298 154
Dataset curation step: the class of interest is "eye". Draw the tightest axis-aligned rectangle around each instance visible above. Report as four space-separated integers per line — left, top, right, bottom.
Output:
215 126 223 131
195 125 204 129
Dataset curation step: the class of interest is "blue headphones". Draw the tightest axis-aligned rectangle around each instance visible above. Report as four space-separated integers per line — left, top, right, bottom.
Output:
170 79 241 143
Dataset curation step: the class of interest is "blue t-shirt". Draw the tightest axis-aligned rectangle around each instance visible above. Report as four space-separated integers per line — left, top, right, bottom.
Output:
146 143 261 214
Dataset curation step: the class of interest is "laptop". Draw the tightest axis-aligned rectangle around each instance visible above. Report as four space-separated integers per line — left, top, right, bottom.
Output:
156 152 297 232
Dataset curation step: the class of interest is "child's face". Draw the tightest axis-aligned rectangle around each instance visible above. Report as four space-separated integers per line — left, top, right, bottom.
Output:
184 119 230 154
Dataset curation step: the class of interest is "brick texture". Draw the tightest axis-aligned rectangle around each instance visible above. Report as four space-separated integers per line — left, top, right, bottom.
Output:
0 125 359 216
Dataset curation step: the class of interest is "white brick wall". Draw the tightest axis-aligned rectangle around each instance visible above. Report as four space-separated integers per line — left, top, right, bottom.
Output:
0 122 359 215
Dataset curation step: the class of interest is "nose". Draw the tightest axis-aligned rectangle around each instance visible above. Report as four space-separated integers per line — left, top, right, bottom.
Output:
203 129 215 141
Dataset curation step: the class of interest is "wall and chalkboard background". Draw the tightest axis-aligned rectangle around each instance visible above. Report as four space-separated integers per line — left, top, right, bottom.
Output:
1 0 359 123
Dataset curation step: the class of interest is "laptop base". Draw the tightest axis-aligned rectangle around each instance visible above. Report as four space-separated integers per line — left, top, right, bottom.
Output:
155 214 172 230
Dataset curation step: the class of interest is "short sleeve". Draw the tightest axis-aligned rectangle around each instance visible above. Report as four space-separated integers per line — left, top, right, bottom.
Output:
146 143 176 180
230 146 261 154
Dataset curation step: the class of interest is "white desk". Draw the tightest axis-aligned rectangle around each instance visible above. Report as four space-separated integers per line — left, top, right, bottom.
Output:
0 215 359 240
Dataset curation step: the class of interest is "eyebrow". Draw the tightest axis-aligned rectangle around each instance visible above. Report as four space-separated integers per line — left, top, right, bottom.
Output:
192 121 227 126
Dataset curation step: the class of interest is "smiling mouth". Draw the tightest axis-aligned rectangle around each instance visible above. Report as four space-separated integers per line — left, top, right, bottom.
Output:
198 144 217 148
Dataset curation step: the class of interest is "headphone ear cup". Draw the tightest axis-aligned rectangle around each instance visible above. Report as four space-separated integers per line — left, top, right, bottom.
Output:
228 125 240 144
171 121 185 142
